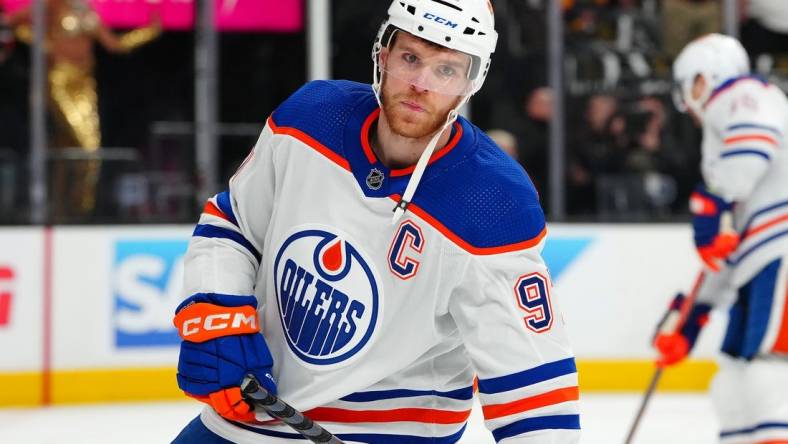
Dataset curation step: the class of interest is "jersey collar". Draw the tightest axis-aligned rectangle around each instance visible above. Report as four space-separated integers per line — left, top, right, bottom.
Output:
343 94 474 199
359 108 464 178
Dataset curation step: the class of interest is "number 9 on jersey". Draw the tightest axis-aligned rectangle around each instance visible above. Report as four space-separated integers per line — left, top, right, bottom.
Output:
514 272 554 333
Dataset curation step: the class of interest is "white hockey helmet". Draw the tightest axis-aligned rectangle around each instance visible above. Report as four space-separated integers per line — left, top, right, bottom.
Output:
372 0 498 101
672 33 750 116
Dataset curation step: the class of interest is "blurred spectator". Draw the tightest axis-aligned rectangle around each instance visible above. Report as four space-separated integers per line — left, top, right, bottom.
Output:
514 86 553 200
625 96 668 172
576 94 687 218
473 0 549 134
574 93 628 174
487 129 519 160
661 0 720 61
526 87 554 123
624 96 682 213
741 0 788 71
568 93 628 214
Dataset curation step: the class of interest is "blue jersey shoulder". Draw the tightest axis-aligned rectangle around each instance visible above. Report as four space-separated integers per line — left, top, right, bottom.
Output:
414 123 546 250
707 74 769 104
271 80 374 156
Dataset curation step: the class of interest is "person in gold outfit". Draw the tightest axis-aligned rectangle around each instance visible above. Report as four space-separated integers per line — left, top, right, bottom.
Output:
3 0 160 221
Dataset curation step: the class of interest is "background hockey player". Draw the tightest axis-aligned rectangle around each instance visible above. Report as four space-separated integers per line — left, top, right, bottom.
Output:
170 0 580 442
655 34 788 444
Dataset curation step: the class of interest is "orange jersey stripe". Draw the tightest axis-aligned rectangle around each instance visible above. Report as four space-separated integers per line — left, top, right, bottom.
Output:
390 123 464 177
771 271 788 354
359 108 465 177
360 109 380 164
267 116 352 172
390 195 548 255
482 386 580 420
267 116 547 256
304 406 472 424
203 201 229 222
724 134 778 146
744 214 788 240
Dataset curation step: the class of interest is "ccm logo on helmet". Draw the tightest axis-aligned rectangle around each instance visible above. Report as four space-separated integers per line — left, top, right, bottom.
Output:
180 311 258 339
423 12 458 29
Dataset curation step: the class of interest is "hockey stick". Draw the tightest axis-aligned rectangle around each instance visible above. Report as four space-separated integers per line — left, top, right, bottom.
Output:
623 270 707 444
625 212 735 443
240 374 345 444
623 366 663 444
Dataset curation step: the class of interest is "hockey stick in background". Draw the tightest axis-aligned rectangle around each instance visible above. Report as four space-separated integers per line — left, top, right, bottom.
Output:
241 374 345 444
624 211 736 443
623 270 707 444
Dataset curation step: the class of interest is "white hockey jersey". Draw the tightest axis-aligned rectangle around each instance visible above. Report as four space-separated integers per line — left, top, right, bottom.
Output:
181 80 580 443
696 75 788 299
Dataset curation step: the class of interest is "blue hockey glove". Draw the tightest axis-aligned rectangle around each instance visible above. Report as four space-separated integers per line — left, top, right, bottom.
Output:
173 293 276 422
689 183 739 272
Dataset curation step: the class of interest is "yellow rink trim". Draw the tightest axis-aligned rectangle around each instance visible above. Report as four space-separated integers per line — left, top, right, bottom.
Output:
0 367 185 407
0 359 719 407
577 359 718 392
51 367 184 405
0 372 44 406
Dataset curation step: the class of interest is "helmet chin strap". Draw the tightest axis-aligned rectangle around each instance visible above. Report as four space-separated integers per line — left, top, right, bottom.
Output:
390 97 468 225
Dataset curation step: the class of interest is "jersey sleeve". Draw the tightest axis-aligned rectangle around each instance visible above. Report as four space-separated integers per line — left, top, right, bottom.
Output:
181 123 278 300
449 238 580 443
703 86 786 202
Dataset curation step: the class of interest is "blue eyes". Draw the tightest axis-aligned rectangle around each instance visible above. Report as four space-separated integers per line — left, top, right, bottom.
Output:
401 52 456 78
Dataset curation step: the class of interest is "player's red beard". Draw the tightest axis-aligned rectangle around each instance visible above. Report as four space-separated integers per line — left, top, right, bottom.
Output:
380 79 460 139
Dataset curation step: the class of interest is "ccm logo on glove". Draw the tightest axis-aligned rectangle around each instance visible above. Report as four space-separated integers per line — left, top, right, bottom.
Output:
174 303 259 343
173 294 276 422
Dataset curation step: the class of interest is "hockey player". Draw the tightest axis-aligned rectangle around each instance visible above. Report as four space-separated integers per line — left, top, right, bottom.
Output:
656 34 788 444
170 0 580 443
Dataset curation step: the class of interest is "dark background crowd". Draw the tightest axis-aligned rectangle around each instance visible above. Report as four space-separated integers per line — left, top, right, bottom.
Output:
0 0 787 224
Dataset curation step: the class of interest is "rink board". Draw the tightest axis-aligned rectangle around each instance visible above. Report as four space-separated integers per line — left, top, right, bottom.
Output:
0 224 724 406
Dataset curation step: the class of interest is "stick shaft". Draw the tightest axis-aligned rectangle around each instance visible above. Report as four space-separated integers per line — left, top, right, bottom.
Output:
678 271 706 325
623 367 663 444
240 375 344 444
624 270 706 444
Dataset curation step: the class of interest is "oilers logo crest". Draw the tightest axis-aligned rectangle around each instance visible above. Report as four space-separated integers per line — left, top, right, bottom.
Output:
273 227 382 367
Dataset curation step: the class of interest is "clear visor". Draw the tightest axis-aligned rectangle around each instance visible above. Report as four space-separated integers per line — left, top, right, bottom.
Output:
381 38 475 97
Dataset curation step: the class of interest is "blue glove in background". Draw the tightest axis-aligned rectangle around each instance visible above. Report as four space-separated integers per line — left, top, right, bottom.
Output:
653 293 712 366
690 183 732 249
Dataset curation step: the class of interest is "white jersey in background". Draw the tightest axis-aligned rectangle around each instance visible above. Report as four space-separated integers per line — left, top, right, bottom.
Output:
699 75 788 288
182 80 580 443
694 74 788 444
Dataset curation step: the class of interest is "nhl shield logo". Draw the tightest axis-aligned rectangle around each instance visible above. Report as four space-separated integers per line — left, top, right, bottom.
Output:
273 226 382 367
366 168 384 190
